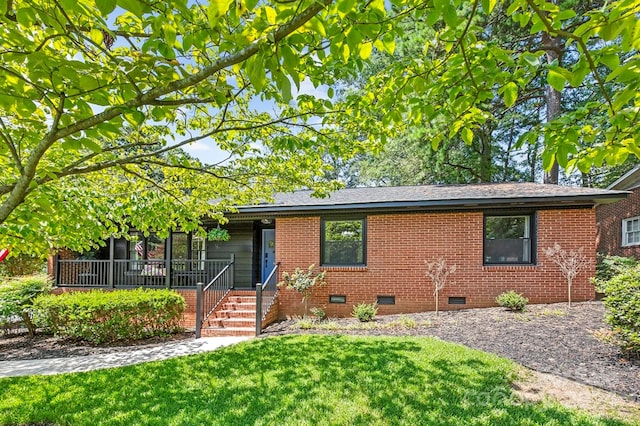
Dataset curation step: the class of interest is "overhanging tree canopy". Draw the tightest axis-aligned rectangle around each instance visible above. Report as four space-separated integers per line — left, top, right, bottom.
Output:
0 0 396 255
0 0 637 256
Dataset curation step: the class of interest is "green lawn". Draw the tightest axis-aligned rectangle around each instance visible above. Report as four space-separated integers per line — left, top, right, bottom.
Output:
0 335 630 425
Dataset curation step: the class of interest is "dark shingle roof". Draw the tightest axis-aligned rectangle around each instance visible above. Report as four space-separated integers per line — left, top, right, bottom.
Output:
237 182 627 215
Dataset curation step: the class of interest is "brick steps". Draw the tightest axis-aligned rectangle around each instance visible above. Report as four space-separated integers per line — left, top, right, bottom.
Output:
200 326 255 337
201 290 257 337
214 309 255 318
221 302 255 310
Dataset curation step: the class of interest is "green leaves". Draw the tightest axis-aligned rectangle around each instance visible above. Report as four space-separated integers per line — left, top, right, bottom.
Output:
461 127 473 145
245 52 267 92
502 82 518 108
95 0 116 16
0 0 639 257
546 67 567 92
208 0 234 26
116 0 151 17
482 0 497 14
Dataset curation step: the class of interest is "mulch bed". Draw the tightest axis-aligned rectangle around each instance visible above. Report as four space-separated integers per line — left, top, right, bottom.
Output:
262 301 640 401
1 301 638 402
0 331 195 361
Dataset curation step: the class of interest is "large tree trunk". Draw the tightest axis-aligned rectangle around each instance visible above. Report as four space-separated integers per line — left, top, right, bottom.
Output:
478 126 493 183
542 13 563 185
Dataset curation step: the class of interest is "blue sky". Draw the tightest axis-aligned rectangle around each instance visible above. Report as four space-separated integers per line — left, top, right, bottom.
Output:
180 78 330 164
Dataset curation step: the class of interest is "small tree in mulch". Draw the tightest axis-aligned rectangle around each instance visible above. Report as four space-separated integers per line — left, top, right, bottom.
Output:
279 265 327 317
544 243 587 308
425 258 456 316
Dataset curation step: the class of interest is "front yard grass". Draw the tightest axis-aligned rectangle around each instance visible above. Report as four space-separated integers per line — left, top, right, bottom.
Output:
0 335 632 425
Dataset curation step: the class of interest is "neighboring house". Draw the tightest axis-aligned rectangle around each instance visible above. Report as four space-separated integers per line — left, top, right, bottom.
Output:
52 182 626 336
596 166 640 259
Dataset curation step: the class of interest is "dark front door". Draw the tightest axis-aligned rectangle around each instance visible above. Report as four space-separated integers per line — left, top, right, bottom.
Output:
261 229 275 283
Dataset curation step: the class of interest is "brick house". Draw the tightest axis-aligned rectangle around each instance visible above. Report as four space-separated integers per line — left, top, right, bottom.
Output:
52 182 626 336
596 166 640 258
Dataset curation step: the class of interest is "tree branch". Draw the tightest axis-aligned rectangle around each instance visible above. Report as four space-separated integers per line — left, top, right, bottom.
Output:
0 0 333 225
524 0 615 113
119 164 188 207
53 0 333 143
0 117 23 175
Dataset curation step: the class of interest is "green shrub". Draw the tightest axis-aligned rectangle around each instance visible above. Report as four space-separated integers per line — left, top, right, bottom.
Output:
32 288 186 344
310 306 326 321
0 275 52 335
496 290 528 312
603 266 640 354
593 254 638 293
0 254 46 277
352 302 378 322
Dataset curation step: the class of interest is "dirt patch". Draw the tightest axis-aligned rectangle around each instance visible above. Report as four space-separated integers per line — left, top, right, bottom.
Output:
514 368 640 423
263 301 640 402
0 331 195 361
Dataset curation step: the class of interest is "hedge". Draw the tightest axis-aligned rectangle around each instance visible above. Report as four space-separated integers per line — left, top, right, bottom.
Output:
32 288 186 344
603 266 640 355
0 275 52 335
593 254 638 293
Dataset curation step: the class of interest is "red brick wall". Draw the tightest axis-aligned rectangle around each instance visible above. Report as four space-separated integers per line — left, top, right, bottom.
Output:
49 250 78 284
261 294 279 329
275 209 597 318
596 187 640 258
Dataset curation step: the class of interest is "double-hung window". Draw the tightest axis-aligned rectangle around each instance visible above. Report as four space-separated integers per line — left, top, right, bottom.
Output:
321 218 366 266
484 214 535 265
622 217 640 246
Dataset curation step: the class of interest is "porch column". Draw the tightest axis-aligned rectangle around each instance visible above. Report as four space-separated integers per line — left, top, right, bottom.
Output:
255 283 262 336
108 236 115 288
165 232 172 288
54 253 60 286
229 253 235 289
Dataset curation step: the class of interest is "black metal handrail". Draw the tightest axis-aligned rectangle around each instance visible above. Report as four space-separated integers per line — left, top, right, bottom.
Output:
255 262 280 336
195 254 235 338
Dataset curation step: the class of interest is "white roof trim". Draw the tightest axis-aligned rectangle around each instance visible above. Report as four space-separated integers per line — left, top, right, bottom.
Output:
607 166 640 190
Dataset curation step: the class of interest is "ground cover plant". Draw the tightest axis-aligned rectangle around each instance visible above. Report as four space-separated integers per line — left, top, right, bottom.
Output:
0 335 630 425
496 290 529 312
352 302 378 322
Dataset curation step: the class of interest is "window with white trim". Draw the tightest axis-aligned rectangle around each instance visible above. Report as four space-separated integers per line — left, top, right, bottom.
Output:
622 217 640 246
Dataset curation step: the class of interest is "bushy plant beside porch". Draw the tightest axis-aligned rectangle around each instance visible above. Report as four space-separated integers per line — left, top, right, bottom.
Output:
32 288 185 344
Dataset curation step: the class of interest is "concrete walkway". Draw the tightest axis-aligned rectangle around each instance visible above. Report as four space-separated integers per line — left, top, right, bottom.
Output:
0 336 250 378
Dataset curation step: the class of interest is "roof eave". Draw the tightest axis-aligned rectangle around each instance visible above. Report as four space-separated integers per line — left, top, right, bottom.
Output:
235 193 629 216
608 166 640 190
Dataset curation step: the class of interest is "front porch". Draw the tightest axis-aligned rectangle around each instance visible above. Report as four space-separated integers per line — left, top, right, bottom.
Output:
52 220 280 336
55 257 236 289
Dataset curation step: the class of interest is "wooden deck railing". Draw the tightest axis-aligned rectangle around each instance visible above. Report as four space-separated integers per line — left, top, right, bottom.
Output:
56 257 234 289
